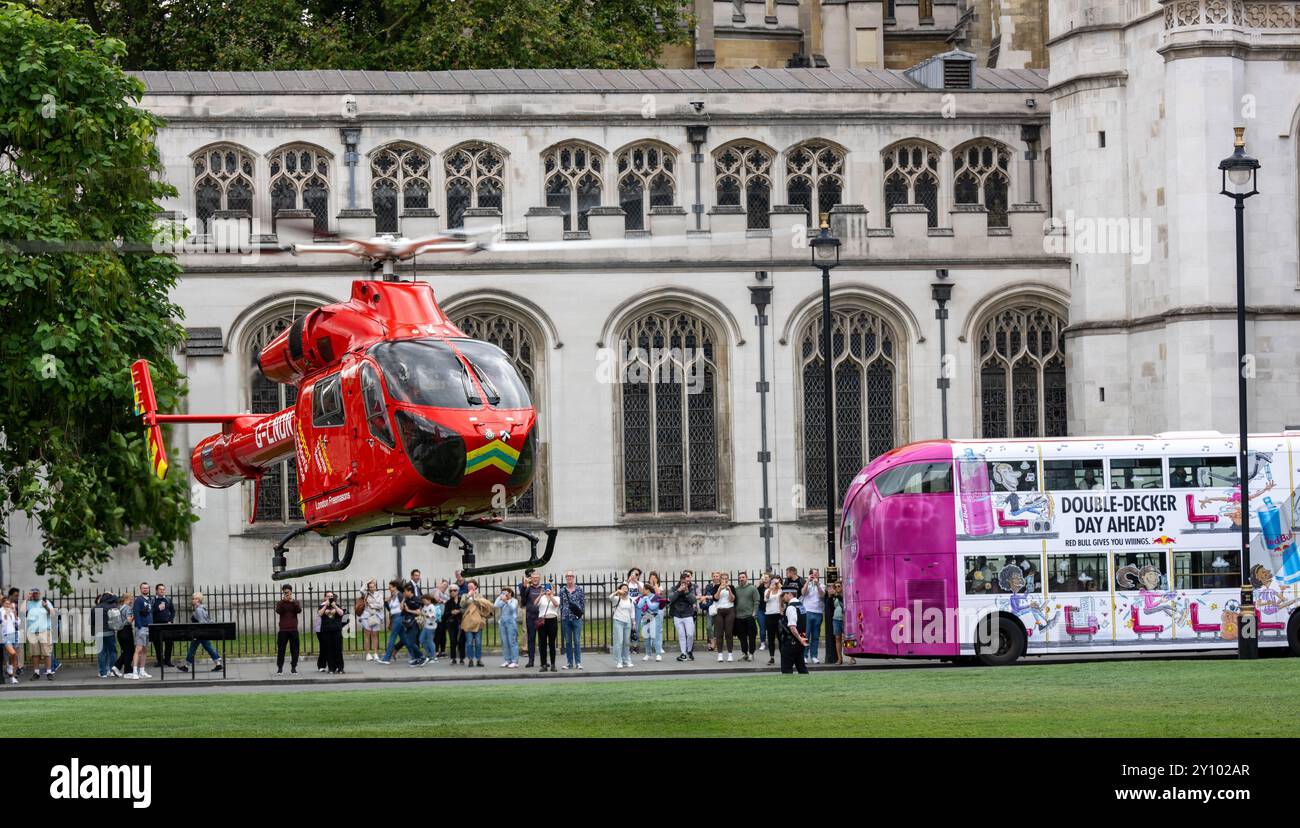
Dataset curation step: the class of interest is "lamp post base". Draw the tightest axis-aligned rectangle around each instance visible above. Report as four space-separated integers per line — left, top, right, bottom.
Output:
1238 584 1258 660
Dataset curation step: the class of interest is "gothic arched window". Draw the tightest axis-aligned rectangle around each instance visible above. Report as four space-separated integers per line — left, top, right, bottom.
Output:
954 140 1012 227
452 308 543 517
976 304 1067 438
445 142 505 229
370 143 431 234
786 142 845 226
192 145 255 233
247 311 308 523
882 142 939 228
799 306 903 510
617 142 677 231
714 142 774 230
543 142 604 233
269 145 331 233
620 310 721 515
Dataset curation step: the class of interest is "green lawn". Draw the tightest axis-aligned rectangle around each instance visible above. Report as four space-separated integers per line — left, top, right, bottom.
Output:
12 657 1298 737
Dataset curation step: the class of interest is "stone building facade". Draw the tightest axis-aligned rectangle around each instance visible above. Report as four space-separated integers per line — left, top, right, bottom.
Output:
3 0 1298 590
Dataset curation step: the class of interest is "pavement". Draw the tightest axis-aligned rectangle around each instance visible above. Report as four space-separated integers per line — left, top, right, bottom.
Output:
2 642 1246 699
4 641 872 694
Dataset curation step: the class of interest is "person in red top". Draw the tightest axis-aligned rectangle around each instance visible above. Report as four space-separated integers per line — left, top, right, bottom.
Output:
275 585 302 674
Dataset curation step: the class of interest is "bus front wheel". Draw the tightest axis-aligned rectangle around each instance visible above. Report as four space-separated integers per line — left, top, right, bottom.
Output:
976 615 1026 666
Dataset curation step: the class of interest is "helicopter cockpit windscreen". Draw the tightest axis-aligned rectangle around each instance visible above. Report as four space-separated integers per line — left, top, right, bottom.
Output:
369 339 479 409
452 340 533 410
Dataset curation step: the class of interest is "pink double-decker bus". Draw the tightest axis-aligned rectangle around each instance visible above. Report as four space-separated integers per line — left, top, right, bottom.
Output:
839 432 1300 665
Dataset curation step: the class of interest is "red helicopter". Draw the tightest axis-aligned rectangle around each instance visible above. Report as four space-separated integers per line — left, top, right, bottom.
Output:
131 231 556 579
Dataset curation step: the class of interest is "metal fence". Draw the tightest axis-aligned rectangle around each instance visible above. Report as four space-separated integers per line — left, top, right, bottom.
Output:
29 568 804 663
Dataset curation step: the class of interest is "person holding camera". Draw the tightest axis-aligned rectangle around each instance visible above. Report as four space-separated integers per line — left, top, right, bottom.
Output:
494 587 519 668
519 569 543 667
667 571 699 662
317 591 347 674
275 585 302 674
636 579 665 661
444 584 464 663
458 580 493 668
559 571 585 670
93 592 119 679
802 568 827 664
535 583 560 672
24 588 56 681
710 573 737 662
610 582 636 668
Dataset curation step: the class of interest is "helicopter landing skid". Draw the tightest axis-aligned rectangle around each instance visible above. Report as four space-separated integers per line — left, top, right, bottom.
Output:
270 522 392 581
434 522 558 578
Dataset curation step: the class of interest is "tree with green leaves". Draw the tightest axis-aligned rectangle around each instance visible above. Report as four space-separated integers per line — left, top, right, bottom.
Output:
0 3 196 590
33 0 692 72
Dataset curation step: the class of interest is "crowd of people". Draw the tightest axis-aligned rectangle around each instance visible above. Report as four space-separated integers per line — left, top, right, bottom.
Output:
2 566 851 682
0 581 225 684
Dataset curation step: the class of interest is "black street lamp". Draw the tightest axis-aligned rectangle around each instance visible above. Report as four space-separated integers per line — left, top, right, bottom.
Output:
809 213 840 662
750 282 775 570
1218 126 1260 660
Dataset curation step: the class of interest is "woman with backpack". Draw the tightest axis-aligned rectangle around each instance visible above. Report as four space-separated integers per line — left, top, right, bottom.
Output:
95 592 119 678
112 592 135 677
636 580 665 662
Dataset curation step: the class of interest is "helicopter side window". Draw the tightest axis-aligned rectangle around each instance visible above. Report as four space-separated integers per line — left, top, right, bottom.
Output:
369 339 479 409
453 340 532 410
360 363 395 448
312 374 345 427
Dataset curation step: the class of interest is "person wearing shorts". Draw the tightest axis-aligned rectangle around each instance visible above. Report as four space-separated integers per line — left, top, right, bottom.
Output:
23 588 54 680
129 582 154 680
2 595 22 684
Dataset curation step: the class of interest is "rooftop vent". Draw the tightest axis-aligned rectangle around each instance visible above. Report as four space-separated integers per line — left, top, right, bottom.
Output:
904 49 976 90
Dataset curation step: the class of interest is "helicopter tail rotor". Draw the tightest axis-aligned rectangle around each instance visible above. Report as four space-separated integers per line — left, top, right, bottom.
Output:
130 359 170 480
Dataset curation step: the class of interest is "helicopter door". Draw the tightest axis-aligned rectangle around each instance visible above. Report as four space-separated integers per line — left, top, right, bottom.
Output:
302 371 353 514
357 360 398 500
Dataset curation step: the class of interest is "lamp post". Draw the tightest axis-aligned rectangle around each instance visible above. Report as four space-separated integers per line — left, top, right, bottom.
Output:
750 282 775 570
809 214 840 661
932 273 953 439
1218 126 1260 660
686 124 709 231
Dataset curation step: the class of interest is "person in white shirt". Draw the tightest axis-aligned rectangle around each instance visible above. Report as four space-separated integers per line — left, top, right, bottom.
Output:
609 583 636 668
801 568 827 664
711 573 737 661
536 584 561 672
1 596 20 684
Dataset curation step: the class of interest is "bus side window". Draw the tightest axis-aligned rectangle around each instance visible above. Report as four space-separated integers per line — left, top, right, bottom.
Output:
1107 457 1162 489
1044 459 1104 490
1168 456 1236 488
875 462 953 497
963 555 1041 595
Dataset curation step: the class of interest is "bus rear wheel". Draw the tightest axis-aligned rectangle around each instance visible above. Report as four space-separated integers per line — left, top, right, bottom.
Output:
976 616 1026 667
1288 614 1300 657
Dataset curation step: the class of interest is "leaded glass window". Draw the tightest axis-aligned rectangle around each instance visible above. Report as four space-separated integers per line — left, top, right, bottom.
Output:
800 307 902 510
881 142 939 228
617 142 677 231
444 142 505 229
785 142 845 226
269 145 331 233
248 313 306 523
543 142 604 232
192 145 255 233
977 305 1067 439
452 309 542 517
621 311 721 515
370 143 431 234
953 140 1012 227
714 142 774 230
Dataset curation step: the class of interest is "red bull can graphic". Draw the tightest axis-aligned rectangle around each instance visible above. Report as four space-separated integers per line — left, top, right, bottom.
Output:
1258 496 1300 585
958 450 995 537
